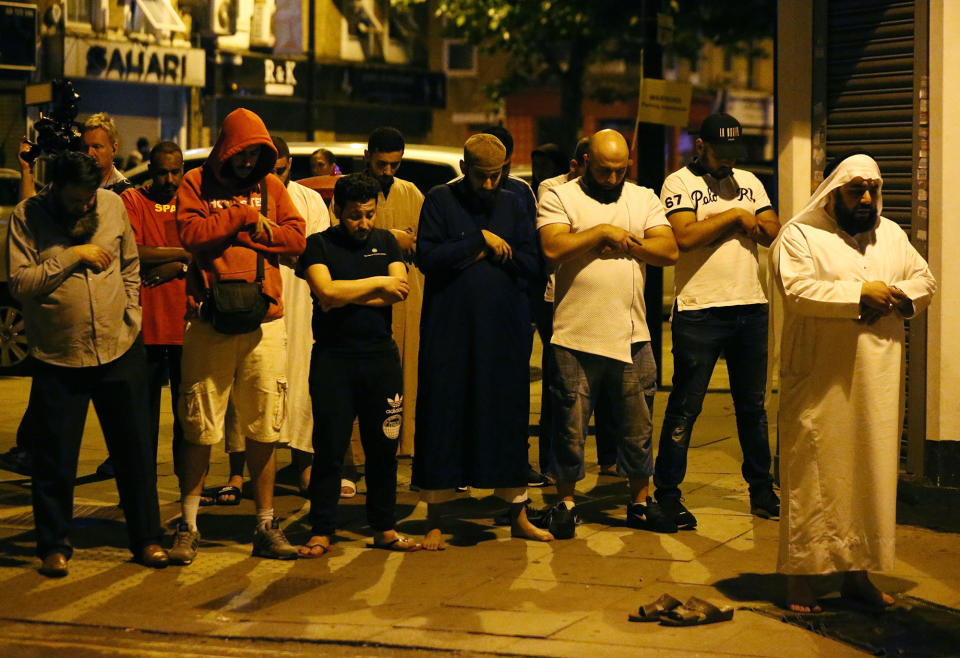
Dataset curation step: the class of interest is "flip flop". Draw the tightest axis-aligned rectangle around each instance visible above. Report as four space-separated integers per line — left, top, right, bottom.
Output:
370 536 421 552
659 597 734 626
198 491 217 507
214 485 242 506
628 593 683 622
298 542 330 559
340 479 357 499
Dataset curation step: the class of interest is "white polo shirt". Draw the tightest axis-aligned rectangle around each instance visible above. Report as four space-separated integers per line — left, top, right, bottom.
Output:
662 164 773 311
537 179 670 364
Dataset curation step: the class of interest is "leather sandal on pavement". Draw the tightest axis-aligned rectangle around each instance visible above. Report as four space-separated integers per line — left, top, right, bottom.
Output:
214 485 242 506
298 541 330 559
628 593 683 622
370 535 421 552
659 597 734 626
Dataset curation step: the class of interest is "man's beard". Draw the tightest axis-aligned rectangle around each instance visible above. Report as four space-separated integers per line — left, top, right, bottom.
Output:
59 205 100 244
152 183 177 202
834 196 878 235
376 174 394 197
582 169 624 204
710 164 733 180
465 185 498 214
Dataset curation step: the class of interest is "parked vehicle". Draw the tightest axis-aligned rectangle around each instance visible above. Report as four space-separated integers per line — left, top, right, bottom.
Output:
0 168 30 374
125 142 464 196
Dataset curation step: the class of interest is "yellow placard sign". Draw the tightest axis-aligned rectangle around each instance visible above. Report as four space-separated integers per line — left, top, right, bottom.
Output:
635 78 693 128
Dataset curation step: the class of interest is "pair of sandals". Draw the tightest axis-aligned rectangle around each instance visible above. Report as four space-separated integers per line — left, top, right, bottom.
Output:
629 593 734 626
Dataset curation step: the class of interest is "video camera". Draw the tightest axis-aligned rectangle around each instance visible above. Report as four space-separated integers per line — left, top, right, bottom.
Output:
22 80 83 164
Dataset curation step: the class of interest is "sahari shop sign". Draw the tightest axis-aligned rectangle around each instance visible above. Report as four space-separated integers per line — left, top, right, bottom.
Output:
65 37 205 87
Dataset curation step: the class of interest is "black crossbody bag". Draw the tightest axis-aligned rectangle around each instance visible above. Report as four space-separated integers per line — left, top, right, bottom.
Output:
202 180 273 334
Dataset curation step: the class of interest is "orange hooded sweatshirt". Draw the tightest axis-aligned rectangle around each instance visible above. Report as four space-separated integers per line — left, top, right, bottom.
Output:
176 108 305 320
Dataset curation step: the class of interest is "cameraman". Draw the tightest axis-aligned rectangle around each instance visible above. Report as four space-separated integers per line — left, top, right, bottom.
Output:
82 113 132 194
6 115 133 478
7 151 168 576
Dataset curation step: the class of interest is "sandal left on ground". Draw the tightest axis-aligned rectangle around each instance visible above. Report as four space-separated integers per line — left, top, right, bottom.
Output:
629 593 683 622
659 597 735 626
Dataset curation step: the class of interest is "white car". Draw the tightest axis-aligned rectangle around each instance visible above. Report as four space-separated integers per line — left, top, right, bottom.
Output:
125 142 464 196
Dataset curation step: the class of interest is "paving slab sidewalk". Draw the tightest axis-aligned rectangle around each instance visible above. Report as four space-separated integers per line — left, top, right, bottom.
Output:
0 331 957 657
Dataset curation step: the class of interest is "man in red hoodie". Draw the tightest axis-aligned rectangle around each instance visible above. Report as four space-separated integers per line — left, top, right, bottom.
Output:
169 109 306 565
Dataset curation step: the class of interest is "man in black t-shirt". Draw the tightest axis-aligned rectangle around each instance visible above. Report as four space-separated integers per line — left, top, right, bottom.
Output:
296 173 421 556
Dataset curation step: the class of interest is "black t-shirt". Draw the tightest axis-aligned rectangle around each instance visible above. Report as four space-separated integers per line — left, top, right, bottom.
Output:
297 225 403 357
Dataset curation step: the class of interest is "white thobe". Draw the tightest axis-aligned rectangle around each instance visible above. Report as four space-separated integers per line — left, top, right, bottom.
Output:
280 181 330 452
772 210 935 574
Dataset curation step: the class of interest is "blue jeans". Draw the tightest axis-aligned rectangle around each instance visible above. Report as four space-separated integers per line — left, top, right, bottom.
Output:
654 304 773 500
550 343 657 482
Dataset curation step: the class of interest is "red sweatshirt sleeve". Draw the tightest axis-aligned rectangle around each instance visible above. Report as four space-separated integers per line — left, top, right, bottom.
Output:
176 170 257 253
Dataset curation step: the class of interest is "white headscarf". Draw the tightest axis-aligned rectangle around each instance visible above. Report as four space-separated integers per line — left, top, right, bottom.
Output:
767 153 883 391
775 153 883 249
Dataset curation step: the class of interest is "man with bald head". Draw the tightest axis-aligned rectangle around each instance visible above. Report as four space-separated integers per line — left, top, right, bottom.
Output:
413 133 553 549
537 129 679 537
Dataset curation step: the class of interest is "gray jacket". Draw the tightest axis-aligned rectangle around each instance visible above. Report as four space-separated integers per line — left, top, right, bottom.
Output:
8 187 141 367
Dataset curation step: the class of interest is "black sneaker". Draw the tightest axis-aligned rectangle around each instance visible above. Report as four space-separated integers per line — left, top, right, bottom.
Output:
659 497 697 530
527 468 553 488
750 489 780 520
627 498 678 533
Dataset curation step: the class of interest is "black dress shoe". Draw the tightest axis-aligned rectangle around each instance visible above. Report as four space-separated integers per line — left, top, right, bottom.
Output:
0 446 32 476
533 502 576 539
138 543 169 569
39 552 68 577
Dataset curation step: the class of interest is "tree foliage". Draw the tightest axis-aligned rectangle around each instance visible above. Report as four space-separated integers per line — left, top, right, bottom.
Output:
391 0 775 148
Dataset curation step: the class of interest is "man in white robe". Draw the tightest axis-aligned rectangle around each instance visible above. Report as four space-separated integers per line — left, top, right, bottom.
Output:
771 152 936 612
276 138 331 491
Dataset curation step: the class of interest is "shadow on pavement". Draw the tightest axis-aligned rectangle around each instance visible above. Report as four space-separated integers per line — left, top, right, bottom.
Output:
747 595 960 657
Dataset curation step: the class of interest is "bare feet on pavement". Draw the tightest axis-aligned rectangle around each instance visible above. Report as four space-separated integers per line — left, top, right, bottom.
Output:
786 575 822 613
423 528 446 551
841 571 895 607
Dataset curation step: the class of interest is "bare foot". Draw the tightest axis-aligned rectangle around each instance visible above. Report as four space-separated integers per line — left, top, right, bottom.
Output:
511 515 554 542
841 571 894 608
423 528 446 551
299 465 311 494
785 575 822 613
298 535 331 559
